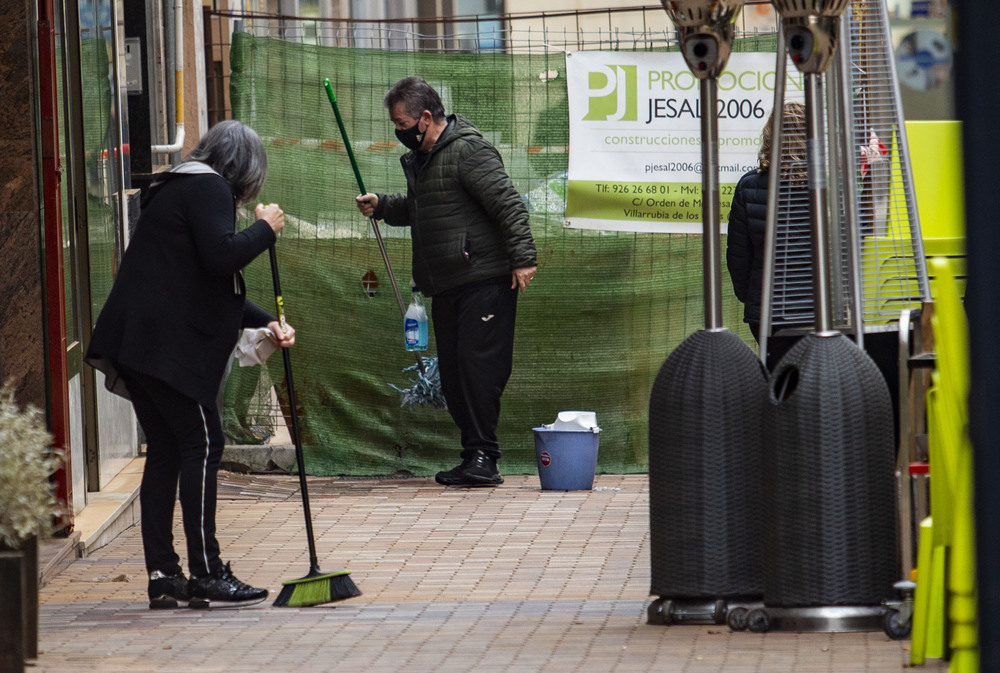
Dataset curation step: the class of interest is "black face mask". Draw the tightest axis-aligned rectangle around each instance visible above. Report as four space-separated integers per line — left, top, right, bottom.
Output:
395 121 425 151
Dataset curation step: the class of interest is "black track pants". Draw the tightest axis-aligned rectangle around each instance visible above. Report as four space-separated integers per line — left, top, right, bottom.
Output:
118 366 224 578
432 279 518 460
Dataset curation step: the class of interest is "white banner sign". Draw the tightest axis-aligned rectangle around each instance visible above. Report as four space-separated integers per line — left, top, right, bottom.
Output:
565 51 803 233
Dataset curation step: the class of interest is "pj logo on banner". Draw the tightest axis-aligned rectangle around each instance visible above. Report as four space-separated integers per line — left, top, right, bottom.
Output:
565 51 803 233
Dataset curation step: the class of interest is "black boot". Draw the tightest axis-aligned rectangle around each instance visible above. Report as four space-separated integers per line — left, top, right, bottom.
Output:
435 457 471 486
188 562 268 608
148 569 190 609
461 451 503 486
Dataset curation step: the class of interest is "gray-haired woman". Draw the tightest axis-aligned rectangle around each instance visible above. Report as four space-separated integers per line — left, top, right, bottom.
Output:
86 120 294 609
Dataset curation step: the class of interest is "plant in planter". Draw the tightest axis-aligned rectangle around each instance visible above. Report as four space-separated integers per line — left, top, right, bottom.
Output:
0 383 63 672
0 383 62 548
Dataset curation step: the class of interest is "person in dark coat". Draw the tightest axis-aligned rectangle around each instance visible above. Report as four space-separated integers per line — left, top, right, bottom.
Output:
356 76 538 487
726 101 808 370
85 120 295 609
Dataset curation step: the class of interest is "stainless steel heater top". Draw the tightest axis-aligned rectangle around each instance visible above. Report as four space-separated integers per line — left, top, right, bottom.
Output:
772 0 851 74
660 0 745 79
771 0 850 18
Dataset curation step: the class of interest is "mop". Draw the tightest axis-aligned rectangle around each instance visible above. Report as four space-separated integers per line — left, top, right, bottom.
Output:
388 357 446 409
269 245 362 607
323 78 445 409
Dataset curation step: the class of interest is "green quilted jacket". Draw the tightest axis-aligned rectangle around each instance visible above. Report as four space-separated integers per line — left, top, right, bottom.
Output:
374 114 536 296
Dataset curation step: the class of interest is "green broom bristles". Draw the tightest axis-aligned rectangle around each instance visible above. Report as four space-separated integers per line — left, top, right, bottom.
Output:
273 569 361 607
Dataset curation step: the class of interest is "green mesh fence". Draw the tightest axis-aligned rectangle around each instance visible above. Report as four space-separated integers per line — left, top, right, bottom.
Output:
225 30 776 476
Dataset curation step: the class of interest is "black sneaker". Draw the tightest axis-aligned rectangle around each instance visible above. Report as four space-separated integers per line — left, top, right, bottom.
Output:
435 458 471 486
148 569 190 609
461 451 503 486
188 562 268 608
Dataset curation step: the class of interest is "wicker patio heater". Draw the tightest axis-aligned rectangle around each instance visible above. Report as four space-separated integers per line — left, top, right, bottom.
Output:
745 0 898 633
647 0 768 629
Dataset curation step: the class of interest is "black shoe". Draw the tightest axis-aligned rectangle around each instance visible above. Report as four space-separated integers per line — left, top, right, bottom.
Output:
148 569 190 609
188 562 268 608
461 451 503 486
435 458 471 486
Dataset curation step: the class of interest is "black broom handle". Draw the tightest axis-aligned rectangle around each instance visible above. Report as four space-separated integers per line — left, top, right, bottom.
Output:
268 245 320 573
323 78 426 374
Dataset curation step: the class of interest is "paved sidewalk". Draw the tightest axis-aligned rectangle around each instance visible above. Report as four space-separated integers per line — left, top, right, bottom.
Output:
35 473 944 673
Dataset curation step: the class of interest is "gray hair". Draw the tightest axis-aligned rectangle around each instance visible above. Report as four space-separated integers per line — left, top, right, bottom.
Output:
384 76 446 122
184 120 268 206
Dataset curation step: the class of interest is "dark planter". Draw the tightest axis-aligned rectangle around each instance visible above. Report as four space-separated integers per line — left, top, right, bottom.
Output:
21 536 38 660
0 550 25 673
0 534 37 669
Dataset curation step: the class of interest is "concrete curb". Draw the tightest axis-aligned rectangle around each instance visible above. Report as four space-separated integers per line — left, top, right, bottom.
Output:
221 444 296 473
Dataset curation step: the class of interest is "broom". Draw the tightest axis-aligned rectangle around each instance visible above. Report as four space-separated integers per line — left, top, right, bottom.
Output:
268 245 362 607
322 77 445 409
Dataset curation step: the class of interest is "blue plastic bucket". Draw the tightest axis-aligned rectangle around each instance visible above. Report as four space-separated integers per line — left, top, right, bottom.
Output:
532 427 601 490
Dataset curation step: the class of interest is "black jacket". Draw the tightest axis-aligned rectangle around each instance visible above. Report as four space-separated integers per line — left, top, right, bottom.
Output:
374 114 536 296
85 170 276 407
726 168 769 325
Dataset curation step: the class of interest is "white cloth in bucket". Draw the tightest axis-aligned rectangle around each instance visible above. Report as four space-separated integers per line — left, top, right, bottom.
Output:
541 411 599 432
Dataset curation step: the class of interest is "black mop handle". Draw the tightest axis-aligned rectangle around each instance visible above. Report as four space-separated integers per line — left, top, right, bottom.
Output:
268 245 320 573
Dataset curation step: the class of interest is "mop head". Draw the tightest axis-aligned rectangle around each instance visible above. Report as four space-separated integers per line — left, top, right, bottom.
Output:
388 356 447 409
273 569 362 607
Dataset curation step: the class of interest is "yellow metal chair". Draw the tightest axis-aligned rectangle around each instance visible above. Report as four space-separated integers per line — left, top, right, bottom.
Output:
910 258 976 671
902 122 970 668
911 514 947 664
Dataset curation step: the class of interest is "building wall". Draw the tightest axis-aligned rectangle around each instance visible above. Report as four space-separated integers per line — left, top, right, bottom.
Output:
0 0 144 511
500 1 777 40
0 0 48 410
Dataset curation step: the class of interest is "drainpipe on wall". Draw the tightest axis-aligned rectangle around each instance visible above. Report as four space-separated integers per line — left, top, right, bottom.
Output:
152 0 185 154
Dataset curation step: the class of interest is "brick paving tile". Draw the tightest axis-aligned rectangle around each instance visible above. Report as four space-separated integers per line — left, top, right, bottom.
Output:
33 473 947 673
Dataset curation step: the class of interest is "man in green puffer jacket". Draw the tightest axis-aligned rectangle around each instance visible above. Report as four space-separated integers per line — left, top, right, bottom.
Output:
357 76 537 487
